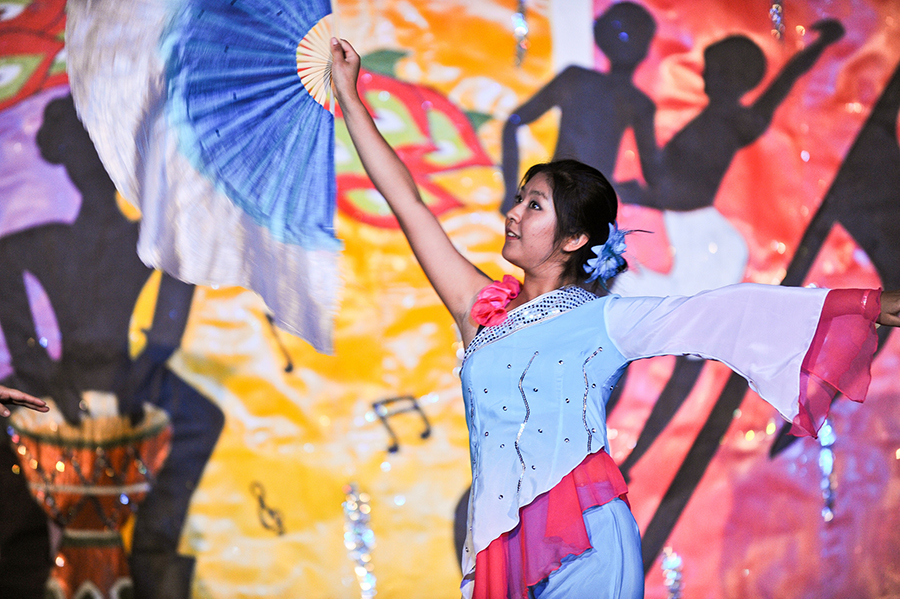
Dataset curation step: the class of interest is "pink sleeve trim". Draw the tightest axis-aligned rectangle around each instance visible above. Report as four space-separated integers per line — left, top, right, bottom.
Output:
791 288 881 437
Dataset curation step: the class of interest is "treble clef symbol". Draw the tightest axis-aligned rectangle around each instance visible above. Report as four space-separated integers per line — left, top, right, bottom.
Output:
250 481 285 536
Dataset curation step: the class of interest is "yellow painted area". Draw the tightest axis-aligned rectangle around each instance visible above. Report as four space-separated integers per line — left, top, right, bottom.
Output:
129 270 162 359
116 190 142 221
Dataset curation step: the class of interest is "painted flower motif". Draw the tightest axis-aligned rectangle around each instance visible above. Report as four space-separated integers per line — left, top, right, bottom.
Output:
471 275 521 327
335 63 494 229
584 222 628 284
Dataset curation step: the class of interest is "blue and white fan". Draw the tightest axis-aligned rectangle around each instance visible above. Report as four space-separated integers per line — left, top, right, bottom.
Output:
66 0 341 352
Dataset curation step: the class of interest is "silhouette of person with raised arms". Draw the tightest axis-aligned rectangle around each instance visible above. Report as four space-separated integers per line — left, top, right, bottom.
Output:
614 19 845 298
500 1 659 214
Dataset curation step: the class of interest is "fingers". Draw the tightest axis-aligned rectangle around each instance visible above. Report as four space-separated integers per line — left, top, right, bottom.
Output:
0 385 32 402
330 37 358 62
330 36 343 59
330 38 362 104
0 385 49 413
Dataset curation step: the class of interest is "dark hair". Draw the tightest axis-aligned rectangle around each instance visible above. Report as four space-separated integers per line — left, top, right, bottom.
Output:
519 159 620 288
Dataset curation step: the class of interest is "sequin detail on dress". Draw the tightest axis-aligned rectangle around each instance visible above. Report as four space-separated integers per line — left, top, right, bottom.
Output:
515 352 538 497
582 348 603 452
464 286 599 361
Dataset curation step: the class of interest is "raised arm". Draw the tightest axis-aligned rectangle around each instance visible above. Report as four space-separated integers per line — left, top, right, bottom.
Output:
752 19 845 122
330 39 491 342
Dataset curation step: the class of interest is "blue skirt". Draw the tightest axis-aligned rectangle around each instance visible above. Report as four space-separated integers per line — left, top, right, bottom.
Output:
530 499 644 599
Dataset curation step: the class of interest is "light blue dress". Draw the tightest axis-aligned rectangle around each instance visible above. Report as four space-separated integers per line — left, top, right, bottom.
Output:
459 283 834 598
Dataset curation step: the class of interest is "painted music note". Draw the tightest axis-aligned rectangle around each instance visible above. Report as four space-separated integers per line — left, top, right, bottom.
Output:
265 313 294 373
372 395 432 453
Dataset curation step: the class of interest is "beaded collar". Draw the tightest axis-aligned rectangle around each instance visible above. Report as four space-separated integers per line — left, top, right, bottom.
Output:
463 285 600 362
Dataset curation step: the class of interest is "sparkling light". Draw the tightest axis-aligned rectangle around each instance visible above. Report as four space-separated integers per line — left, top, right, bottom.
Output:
661 547 684 598
343 483 377 599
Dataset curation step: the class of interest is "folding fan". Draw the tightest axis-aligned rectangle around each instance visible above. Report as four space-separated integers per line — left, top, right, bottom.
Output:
65 0 340 352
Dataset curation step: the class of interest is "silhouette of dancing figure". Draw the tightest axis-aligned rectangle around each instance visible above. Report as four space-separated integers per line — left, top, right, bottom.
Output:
0 95 223 599
614 19 845 298
500 1 659 214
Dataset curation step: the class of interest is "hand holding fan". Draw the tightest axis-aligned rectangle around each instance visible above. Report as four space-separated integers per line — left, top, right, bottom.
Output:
66 0 341 352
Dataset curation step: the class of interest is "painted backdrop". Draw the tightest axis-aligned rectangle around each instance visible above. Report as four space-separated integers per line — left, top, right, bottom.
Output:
1 0 899 598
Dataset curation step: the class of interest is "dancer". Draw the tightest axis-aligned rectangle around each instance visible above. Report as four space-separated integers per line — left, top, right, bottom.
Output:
331 38 900 599
0 385 48 417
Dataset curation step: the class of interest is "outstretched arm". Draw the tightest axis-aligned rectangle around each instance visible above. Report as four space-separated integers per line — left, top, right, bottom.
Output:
500 72 568 213
330 39 491 343
0 385 48 417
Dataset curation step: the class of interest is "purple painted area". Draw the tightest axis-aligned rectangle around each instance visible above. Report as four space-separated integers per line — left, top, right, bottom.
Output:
0 324 11 380
22 270 61 362
0 85 80 239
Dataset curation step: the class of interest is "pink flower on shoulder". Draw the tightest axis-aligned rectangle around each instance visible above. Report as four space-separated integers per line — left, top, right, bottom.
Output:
471 275 521 327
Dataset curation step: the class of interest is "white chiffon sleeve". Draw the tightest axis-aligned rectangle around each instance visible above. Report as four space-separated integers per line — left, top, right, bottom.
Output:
603 283 829 428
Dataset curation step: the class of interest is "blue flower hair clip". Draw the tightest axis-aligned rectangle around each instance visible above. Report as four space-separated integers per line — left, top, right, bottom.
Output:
584 222 629 285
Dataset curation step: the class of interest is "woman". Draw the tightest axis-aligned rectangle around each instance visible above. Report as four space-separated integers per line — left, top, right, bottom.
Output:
330 38 900 599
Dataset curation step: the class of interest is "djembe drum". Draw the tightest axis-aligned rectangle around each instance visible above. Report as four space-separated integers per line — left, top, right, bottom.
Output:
8 392 172 599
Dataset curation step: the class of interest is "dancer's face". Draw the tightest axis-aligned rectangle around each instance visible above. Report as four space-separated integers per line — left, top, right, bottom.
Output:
502 173 565 273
